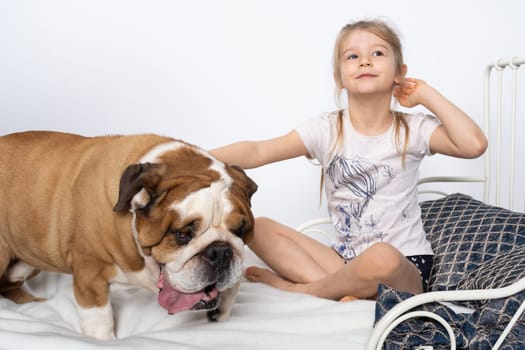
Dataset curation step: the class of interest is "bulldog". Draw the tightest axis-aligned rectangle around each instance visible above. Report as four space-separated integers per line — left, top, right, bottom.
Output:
0 131 257 340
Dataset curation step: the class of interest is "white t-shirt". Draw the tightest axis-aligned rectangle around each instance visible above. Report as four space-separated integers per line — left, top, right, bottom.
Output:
295 109 441 259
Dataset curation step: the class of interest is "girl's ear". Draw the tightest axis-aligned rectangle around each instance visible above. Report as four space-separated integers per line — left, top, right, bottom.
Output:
395 64 408 84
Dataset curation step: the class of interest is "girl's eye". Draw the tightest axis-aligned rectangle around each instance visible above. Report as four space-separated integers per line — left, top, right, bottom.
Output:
346 54 358 60
372 51 384 57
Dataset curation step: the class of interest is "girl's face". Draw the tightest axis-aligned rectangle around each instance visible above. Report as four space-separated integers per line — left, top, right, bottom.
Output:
337 29 404 97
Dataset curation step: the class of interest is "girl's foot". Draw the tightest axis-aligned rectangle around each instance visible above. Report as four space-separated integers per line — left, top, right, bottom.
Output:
245 266 308 294
339 295 359 302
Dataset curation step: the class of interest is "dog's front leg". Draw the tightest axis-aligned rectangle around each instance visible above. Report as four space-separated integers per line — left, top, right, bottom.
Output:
72 265 116 340
207 281 240 322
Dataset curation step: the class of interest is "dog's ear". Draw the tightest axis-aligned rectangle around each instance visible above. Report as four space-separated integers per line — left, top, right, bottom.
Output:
227 165 258 204
113 163 166 212
225 165 257 245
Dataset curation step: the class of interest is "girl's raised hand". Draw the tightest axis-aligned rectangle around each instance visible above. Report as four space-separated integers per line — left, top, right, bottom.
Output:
393 78 428 108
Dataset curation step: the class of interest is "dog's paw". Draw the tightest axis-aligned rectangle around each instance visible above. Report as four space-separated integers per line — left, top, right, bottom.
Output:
206 303 233 322
205 303 233 322
77 303 116 340
1 285 46 304
6 261 35 283
206 308 221 322
206 282 239 322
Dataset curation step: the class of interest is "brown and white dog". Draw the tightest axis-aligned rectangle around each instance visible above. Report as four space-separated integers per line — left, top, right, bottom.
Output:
0 131 257 339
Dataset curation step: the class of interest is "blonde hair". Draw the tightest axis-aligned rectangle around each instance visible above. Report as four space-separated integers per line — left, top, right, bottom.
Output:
320 19 410 200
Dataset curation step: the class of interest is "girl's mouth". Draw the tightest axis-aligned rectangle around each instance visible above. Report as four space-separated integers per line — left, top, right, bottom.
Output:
356 73 377 79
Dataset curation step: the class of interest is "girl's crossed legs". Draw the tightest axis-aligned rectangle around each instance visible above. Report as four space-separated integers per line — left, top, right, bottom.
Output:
245 217 424 300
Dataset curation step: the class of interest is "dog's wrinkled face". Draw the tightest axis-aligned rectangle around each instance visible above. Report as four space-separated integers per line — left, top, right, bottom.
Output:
113 142 257 314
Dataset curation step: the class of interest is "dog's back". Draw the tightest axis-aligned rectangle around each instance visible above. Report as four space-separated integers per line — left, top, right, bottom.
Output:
0 131 171 272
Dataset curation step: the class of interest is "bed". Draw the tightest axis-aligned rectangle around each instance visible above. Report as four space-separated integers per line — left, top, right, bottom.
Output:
0 58 523 350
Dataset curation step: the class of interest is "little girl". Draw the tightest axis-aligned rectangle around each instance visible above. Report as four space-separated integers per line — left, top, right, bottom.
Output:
211 19 487 300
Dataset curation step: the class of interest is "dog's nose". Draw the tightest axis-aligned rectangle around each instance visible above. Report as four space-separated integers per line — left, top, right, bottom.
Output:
202 242 233 270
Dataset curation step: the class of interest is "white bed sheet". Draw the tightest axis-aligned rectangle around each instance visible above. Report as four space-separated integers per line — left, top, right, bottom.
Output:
0 247 375 350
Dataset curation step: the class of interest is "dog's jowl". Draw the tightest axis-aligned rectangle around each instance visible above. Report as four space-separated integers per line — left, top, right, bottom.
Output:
0 131 257 340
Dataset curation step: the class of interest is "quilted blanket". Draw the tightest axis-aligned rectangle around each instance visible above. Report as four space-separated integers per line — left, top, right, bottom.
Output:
374 194 525 349
375 283 525 349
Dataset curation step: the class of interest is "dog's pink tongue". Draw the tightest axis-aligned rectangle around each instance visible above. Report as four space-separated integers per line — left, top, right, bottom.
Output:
157 272 214 314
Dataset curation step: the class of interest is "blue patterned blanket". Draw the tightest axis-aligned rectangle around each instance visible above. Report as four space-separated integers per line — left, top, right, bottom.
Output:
374 194 525 349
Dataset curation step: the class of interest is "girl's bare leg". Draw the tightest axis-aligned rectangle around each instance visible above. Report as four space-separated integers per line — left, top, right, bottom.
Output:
247 234 423 300
246 217 344 284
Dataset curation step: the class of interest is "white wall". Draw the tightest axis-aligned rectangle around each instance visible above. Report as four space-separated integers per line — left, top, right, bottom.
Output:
1 0 524 226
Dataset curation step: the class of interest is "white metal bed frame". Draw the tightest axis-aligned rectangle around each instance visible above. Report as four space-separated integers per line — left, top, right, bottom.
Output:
297 57 525 350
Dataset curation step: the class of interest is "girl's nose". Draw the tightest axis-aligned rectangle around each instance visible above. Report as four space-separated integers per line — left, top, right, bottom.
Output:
359 58 372 68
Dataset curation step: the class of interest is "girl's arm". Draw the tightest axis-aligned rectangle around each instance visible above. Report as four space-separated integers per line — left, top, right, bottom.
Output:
210 130 310 169
394 78 488 158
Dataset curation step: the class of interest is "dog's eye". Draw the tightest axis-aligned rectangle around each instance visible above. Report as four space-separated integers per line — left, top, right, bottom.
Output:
232 217 248 239
167 220 199 245
175 231 192 245
168 226 193 245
